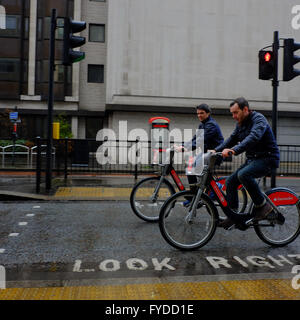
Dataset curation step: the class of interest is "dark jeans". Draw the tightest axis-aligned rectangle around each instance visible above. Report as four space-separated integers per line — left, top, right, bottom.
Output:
225 158 275 210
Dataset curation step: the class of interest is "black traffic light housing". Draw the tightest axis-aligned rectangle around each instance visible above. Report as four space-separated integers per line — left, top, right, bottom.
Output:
258 50 275 80
283 38 300 82
63 17 86 66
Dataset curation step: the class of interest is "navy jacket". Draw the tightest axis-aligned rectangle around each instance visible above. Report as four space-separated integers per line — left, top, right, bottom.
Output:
187 116 224 152
215 111 280 167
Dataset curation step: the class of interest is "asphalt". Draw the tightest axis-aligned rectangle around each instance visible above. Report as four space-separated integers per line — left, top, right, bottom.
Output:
0 172 300 301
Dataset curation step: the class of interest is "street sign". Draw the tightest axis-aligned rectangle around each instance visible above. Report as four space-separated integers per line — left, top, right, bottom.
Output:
9 112 18 121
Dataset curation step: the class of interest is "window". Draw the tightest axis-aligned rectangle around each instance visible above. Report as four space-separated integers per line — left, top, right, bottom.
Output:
0 58 20 81
88 64 104 83
0 15 21 37
38 60 68 83
86 117 103 139
43 17 64 39
89 24 105 42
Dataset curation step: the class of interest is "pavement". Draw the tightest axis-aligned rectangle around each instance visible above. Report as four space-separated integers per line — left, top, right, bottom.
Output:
0 171 299 201
0 171 300 302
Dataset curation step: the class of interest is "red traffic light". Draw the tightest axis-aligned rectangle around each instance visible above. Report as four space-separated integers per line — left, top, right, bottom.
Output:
264 52 272 62
259 50 275 80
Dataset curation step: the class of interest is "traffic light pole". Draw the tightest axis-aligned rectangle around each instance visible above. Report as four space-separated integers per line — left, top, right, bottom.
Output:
46 8 56 192
271 31 279 188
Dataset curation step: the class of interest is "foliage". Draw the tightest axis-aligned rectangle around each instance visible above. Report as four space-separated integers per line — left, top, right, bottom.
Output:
54 114 73 139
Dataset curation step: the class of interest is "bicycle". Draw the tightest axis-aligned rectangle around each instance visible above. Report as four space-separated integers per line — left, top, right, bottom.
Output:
159 152 300 250
130 148 247 222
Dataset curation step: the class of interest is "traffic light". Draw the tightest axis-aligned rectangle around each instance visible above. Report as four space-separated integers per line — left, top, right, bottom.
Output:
63 17 86 66
258 50 275 80
283 38 300 81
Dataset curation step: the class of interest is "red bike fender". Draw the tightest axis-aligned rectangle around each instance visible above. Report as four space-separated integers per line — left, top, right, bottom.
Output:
266 188 299 206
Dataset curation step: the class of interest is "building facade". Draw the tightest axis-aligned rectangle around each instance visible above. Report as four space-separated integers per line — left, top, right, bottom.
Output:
0 0 107 140
0 0 300 145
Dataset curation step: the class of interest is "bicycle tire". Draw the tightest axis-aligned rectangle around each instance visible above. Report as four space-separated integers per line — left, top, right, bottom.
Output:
130 176 175 222
254 188 300 247
159 190 218 250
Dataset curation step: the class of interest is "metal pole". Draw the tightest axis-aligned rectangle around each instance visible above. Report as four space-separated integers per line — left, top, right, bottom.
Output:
64 138 68 181
271 31 279 188
36 136 41 194
45 9 56 191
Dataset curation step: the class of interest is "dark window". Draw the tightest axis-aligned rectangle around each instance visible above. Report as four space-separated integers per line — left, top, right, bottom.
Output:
89 24 105 42
86 117 103 139
0 15 21 37
43 17 64 39
0 58 20 81
88 64 104 83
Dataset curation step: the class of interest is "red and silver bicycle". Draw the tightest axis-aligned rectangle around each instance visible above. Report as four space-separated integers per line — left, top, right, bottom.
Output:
159 152 300 250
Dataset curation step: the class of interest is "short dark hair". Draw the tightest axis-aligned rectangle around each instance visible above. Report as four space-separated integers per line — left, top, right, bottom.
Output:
196 103 212 114
230 97 250 110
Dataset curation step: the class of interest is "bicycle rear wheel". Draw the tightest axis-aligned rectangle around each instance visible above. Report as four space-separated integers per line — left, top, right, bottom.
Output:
254 189 300 247
130 176 175 222
159 190 218 250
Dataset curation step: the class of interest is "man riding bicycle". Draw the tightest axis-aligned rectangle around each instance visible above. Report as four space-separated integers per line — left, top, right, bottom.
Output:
213 97 280 229
175 104 224 201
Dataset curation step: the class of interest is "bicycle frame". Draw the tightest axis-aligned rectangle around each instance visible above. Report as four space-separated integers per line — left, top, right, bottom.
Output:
150 150 185 201
189 153 300 229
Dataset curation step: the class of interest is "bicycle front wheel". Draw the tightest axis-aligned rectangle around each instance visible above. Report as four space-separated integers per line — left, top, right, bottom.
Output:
159 190 218 250
254 189 300 247
130 176 175 222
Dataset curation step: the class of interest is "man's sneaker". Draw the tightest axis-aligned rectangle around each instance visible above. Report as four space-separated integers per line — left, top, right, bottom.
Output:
252 202 273 221
218 218 235 230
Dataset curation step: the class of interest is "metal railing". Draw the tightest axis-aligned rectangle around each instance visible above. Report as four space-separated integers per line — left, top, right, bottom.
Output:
0 138 299 192
30 138 300 193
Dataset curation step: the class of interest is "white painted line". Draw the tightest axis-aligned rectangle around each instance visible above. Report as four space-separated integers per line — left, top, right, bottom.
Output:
0 249 5 253
18 222 28 226
9 233 19 237
33 206 40 209
26 214 35 217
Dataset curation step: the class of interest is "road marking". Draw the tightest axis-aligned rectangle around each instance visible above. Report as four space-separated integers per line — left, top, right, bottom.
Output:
9 233 19 237
0 249 5 253
18 222 28 226
26 214 35 217
33 206 40 209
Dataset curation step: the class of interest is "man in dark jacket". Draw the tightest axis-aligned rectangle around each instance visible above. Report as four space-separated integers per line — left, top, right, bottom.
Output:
176 103 224 188
214 97 280 229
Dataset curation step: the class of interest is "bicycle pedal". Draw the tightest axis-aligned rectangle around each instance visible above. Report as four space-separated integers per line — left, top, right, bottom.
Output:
245 218 254 226
226 224 235 231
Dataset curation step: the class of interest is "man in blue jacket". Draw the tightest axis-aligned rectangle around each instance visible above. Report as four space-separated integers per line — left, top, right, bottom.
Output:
176 103 224 190
214 97 280 229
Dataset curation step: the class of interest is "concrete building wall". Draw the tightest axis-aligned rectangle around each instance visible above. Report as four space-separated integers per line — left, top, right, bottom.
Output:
79 0 107 111
107 0 300 112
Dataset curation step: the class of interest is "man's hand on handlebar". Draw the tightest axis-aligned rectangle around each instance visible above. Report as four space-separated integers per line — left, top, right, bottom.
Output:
222 148 235 158
174 145 186 153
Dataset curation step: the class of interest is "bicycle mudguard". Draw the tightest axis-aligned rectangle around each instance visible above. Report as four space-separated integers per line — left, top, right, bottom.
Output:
266 188 299 206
